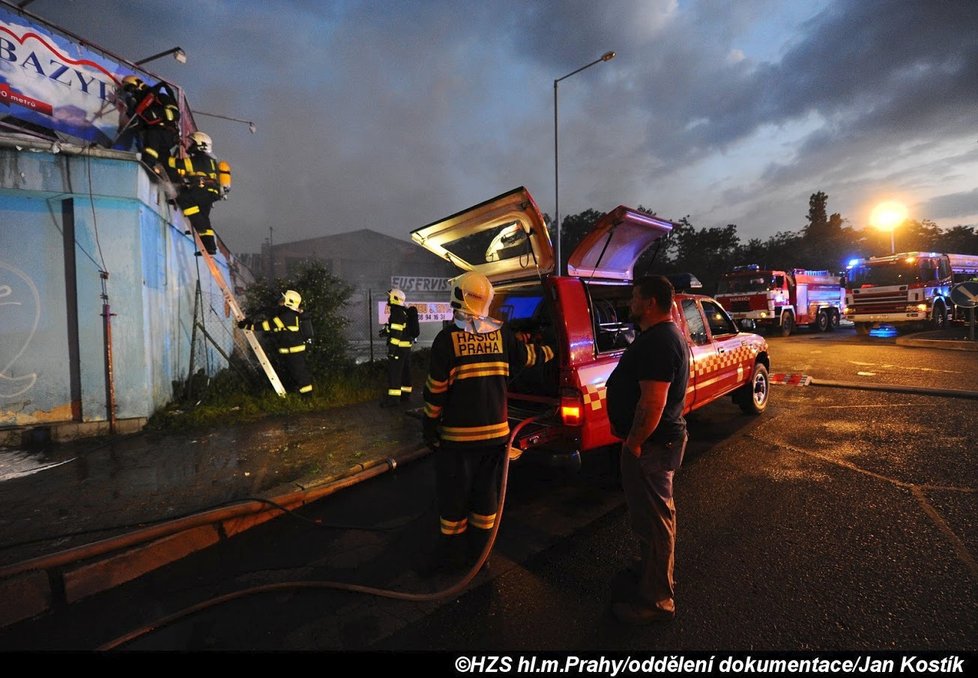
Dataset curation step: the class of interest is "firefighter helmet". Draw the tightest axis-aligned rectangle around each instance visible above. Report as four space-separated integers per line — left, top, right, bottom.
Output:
388 288 406 306
281 289 302 311
121 75 144 92
450 271 494 318
188 131 212 154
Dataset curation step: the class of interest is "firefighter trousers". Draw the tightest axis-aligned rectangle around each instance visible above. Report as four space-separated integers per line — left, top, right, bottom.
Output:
435 442 505 537
386 346 412 401
279 350 313 395
177 187 217 254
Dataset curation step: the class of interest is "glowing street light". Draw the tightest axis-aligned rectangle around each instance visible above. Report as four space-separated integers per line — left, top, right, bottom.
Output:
870 200 908 254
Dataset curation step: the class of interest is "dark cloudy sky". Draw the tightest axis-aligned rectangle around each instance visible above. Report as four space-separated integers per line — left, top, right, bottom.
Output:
29 0 978 253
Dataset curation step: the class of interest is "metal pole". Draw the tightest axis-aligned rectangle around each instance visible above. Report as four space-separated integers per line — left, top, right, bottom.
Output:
890 230 895 254
552 51 615 276
102 301 117 434
368 289 375 363
554 80 560 275
970 306 975 342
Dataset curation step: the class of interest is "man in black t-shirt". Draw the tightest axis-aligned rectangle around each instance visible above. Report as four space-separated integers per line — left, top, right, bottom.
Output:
605 275 689 625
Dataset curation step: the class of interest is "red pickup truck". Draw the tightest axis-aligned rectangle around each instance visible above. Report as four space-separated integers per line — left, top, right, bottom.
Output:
412 187 771 464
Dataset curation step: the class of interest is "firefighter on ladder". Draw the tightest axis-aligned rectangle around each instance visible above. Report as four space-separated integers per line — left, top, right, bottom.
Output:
118 75 180 174
168 131 232 256
380 288 414 408
238 290 313 396
420 271 555 573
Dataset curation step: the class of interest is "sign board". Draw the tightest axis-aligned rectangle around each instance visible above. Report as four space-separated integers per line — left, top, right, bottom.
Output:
950 281 978 309
377 301 453 325
390 276 452 293
0 5 193 148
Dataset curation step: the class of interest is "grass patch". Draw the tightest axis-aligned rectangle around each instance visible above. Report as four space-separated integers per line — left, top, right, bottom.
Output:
147 358 428 431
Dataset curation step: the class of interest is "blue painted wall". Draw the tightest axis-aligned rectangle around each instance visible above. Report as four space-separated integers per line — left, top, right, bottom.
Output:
0 144 234 427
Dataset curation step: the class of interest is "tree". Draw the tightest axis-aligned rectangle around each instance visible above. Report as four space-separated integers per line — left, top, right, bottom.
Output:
241 261 354 380
558 209 605 272
804 191 829 241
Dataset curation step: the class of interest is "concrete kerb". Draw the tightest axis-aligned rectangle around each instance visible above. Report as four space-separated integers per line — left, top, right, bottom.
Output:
895 336 978 351
0 442 432 629
810 379 978 401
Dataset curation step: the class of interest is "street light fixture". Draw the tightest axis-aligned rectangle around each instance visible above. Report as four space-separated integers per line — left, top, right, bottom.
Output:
870 200 908 254
554 50 615 275
135 47 187 66
193 110 258 134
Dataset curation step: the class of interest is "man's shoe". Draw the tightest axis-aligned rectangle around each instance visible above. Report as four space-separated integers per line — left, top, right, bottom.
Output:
612 601 675 625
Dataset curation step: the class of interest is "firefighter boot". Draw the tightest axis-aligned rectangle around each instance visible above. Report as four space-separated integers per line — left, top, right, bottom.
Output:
466 528 492 573
417 533 468 577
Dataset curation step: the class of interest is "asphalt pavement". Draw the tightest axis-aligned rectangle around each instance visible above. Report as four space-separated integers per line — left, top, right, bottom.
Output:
0 328 974 629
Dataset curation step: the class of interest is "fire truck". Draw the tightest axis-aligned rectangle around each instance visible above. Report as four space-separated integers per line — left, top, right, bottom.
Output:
844 252 978 334
411 187 770 467
715 265 845 336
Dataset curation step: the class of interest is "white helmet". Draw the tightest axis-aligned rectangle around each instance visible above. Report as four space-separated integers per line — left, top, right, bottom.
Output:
281 289 302 311
388 288 406 306
188 131 212 154
450 271 494 318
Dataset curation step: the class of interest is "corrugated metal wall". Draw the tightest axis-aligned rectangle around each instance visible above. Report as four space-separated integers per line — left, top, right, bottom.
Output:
0 142 233 427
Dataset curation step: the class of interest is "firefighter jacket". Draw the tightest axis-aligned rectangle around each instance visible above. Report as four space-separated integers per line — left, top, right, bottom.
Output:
242 307 306 354
423 324 554 447
168 151 222 198
128 82 179 128
385 304 412 352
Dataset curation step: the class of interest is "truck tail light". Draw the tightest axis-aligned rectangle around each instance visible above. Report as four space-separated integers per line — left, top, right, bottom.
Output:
560 388 583 426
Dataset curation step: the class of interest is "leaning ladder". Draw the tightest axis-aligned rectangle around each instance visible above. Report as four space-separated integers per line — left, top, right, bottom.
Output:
191 230 287 397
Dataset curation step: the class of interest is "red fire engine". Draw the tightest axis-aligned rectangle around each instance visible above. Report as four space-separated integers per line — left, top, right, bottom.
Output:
715 265 845 336
845 252 978 334
411 187 770 467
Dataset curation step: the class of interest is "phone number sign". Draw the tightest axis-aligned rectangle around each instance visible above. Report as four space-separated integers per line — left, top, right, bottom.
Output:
377 301 453 325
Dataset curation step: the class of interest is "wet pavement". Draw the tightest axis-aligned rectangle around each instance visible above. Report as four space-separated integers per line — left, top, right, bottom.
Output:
0 327 973 627
0 399 425 571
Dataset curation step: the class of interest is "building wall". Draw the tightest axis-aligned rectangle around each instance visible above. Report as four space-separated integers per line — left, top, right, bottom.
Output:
0 141 234 428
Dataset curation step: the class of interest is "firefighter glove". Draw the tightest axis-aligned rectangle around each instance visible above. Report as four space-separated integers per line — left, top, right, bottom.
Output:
422 417 440 451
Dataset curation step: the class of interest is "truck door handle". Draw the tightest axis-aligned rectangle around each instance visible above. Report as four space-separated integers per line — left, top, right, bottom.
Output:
718 348 725 354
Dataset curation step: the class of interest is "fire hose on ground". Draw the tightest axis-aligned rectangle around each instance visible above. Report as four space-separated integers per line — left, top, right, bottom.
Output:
97 413 549 651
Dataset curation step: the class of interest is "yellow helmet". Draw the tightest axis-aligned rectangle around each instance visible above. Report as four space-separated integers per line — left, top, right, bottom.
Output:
281 289 302 311
450 271 494 318
121 75 144 92
388 288 406 306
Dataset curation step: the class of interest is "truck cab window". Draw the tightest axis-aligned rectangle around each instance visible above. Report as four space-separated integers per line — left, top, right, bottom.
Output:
701 299 737 337
682 299 709 346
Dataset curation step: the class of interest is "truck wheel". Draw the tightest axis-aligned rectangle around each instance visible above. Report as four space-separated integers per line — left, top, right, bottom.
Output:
814 309 829 332
855 322 870 336
735 362 769 415
780 312 794 337
828 310 840 331
932 304 948 330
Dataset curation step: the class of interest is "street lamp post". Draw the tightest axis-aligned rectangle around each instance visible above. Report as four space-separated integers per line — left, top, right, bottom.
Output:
554 50 615 275
135 47 187 66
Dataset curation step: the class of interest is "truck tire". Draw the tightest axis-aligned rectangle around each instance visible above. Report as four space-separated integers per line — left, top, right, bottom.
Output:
780 311 794 337
735 362 769 415
932 303 948 330
828 310 840 331
814 309 829 332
